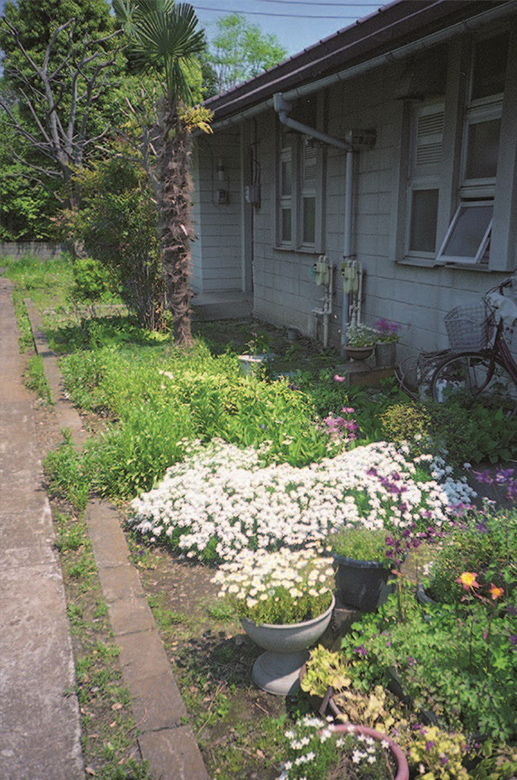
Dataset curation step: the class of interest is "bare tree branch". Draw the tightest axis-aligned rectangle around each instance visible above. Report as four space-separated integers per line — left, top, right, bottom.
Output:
0 14 122 210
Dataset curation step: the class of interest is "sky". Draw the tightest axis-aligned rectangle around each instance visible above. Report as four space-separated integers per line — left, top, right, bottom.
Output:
190 1 386 56
0 0 385 58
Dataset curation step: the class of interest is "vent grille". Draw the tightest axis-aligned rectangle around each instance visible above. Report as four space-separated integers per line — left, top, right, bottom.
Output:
416 142 443 166
414 106 445 171
303 143 317 182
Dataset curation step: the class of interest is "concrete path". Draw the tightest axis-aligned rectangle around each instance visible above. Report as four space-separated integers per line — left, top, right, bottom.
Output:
0 277 84 780
20 289 209 779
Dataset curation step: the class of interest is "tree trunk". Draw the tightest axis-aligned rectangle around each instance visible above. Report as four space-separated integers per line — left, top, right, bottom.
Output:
158 98 194 347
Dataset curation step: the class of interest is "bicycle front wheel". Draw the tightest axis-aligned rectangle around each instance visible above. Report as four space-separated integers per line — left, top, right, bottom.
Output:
431 351 517 413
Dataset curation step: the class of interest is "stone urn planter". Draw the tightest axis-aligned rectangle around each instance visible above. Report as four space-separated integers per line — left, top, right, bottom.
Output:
241 596 335 696
237 353 275 375
344 345 373 361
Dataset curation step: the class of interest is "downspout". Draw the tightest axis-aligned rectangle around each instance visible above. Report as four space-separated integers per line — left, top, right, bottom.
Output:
273 93 359 349
273 93 353 153
343 146 354 349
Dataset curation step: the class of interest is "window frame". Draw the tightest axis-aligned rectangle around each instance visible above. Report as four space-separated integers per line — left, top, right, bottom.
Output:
276 125 324 252
436 200 493 265
404 101 445 260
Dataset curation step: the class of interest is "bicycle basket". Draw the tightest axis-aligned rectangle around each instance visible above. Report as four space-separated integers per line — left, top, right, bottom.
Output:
444 303 493 351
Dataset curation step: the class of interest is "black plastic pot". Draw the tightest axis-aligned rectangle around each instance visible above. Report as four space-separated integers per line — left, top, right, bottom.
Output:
332 554 393 612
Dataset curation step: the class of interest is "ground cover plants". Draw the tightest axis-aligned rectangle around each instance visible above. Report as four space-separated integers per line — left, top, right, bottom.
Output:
6 252 517 778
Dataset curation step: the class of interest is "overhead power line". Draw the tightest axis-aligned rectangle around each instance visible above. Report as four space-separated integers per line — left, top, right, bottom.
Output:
194 5 368 18
254 1 379 5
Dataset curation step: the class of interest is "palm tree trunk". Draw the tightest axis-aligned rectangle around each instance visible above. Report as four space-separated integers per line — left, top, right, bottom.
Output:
158 98 194 346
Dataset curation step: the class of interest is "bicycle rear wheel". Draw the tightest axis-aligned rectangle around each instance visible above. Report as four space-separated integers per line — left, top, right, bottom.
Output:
431 351 517 414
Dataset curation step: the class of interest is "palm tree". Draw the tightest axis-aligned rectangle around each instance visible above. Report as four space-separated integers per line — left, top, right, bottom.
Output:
114 0 206 345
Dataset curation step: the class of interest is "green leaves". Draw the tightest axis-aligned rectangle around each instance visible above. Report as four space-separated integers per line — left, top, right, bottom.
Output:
114 0 206 103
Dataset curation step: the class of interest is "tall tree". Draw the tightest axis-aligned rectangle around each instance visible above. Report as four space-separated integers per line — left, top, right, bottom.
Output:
0 0 123 213
208 13 287 94
114 0 208 346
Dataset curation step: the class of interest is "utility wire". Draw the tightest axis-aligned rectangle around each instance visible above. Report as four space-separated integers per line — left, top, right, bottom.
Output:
194 5 369 18
254 0 379 5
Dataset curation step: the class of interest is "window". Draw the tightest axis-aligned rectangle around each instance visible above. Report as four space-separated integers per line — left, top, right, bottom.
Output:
280 148 293 243
277 113 323 250
406 102 445 256
301 138 317 245
437 201 493 264
436 32 508 265
402 32 511 267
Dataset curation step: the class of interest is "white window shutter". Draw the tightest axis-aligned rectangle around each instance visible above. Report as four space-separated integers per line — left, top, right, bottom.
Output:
413 104 445 172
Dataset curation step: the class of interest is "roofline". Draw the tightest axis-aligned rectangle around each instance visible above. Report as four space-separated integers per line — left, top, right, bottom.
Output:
205 0 515 129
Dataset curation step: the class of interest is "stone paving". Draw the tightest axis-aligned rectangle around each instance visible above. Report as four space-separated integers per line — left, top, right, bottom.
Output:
0 277 84 780
0 276 209 779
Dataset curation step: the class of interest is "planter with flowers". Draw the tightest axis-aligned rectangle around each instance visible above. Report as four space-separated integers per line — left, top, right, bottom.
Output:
344 323 378 361
237 331 275 375
213 547 335 696
327 526 395 613
277 714 409 780
372 319 401 368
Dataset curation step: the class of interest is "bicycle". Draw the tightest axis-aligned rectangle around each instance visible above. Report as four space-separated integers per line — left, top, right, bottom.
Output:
430 276 517 414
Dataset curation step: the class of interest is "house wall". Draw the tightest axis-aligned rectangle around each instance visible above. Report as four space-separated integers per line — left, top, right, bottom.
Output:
192 128 244 294
193 21 517 359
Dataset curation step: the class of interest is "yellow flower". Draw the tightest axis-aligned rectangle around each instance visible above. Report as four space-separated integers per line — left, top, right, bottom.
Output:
455 571 479 590
489 583 504 600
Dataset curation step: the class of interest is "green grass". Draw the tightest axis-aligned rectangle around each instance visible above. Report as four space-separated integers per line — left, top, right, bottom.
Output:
53 510 151 780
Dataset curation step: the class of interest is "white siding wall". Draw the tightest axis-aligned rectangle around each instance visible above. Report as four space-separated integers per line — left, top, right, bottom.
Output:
193 27 515 356
192 130 244 294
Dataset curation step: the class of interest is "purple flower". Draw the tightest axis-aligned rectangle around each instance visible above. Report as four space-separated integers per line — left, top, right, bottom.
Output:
507 605 517 616
333 374 346 383
367 467 378 477
354 645 367 656
509 635 517 649
473 470 493 484
426 741 436 751
441 755 449 765
341 406 355 414
407 656 417 667
495 468 514 484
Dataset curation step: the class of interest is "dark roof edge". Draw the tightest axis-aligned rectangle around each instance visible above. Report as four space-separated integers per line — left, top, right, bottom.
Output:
204 0 514 125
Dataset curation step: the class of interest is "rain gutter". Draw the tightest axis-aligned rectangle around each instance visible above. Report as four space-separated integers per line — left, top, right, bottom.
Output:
209 0 517 132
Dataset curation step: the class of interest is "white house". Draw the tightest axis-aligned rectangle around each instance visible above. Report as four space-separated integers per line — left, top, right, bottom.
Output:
191 0 517 359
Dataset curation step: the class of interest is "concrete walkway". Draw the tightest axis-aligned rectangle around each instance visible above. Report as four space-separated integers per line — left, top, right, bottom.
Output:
0 277 84 780
3 279 209 780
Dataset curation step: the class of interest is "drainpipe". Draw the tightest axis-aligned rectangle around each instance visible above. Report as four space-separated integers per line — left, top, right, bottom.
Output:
342 145 354 349
274 94 368 350
273 93 353 153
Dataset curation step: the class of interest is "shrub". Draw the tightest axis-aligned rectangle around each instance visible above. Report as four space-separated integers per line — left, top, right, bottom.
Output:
427 507 517 604
380 402 434 456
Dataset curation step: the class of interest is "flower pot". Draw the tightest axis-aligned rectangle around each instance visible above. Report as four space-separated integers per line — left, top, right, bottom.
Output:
237 353 274 375
375 341 397 368
345 345 373 361
329 723 409 780
241 595 335 696
332 555 393 612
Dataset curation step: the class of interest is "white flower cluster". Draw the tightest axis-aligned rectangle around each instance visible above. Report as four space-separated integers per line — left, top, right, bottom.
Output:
212 547 333 621
128 438 476 562
278 715 391 780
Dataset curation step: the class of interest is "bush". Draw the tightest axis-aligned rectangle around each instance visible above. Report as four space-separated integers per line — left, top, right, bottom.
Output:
380 402 434 455
66 145 167 331
69 255 118 309
427 507 517 604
